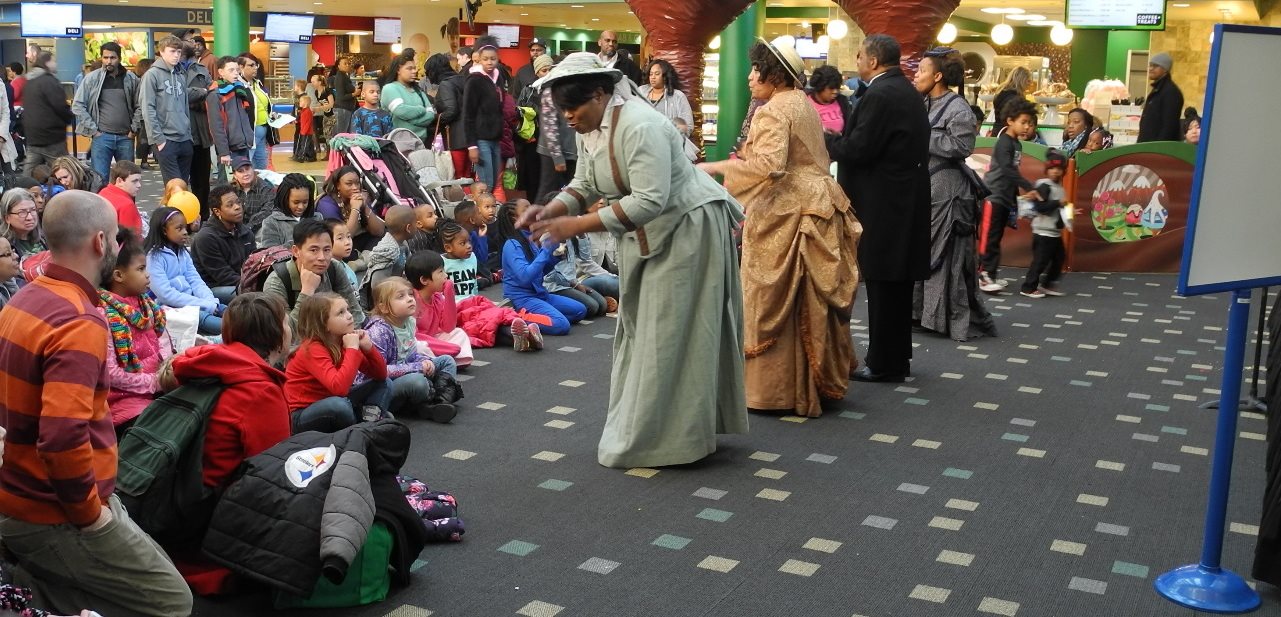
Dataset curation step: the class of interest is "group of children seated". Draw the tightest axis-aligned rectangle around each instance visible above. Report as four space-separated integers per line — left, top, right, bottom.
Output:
94 170 621 447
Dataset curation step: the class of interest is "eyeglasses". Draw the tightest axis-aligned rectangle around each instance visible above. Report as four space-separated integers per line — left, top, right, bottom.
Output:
9 208 38 219
0 252 13 259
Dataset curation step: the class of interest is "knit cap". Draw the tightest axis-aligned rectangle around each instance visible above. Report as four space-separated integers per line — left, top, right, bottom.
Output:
533 54 554 74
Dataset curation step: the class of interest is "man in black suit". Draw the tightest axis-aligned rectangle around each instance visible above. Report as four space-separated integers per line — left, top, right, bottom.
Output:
826 34 930 383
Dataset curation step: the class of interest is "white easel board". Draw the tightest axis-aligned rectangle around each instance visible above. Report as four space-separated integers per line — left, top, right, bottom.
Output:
1177 24 1281 296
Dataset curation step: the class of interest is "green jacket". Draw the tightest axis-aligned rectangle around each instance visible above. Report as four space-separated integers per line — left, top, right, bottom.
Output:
379 81 436 142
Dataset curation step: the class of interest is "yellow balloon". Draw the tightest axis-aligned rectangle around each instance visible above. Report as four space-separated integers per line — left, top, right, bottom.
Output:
168 191 201 224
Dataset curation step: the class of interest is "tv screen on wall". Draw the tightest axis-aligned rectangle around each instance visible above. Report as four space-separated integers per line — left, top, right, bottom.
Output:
264 13 315 44
21 2 83 38
374 18 401 44
1067 0 1166 30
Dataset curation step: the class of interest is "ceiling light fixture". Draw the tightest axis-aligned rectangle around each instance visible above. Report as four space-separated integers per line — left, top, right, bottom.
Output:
1172 2 1190 6
937 22 958 44
391 43 403 53
991 21 1014 45
710 35 721 50
981 7 1025 14
1050 23 1073 45
827 19 849 40
1007 14 1046 21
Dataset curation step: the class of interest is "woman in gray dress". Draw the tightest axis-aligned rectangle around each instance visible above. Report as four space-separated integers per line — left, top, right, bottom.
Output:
911 48 997 342
520 53 747 469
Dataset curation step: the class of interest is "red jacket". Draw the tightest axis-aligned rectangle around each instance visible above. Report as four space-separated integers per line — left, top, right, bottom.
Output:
284 339 388 410
171 342 290 490
99 183 144 233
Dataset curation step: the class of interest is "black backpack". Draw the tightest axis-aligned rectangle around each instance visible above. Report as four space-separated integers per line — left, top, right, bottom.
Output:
115 379 223 545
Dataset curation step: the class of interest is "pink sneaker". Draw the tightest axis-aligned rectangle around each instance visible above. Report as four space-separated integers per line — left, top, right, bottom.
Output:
511 318 530 352
527 323 544 350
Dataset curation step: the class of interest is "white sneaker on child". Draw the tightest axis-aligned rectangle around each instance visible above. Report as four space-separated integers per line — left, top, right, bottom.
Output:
527 323 544 351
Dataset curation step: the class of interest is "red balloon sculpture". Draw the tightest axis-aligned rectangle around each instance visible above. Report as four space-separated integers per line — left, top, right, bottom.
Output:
624 0 756 148
834 0 962 76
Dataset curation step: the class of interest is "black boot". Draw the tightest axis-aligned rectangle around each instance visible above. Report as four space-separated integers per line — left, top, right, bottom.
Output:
433 372 464 404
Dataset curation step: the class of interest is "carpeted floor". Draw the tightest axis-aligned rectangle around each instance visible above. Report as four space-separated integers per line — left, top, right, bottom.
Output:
122 166 1278 617
177 260 1279 617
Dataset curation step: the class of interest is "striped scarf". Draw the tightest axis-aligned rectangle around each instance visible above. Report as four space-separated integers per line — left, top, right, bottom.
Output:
98 289 167 373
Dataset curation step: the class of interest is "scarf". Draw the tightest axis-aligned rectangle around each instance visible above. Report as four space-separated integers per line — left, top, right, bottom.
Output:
217 80 252 106
98 289 167 373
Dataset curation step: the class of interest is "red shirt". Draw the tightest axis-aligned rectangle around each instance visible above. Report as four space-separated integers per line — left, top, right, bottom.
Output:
284 339 388 410
99 184 144 233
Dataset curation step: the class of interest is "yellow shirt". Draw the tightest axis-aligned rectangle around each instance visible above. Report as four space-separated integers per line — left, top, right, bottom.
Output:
252 82 270 126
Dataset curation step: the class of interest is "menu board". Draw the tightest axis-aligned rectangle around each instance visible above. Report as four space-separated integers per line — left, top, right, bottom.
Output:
374 18 401 44
1067 0 1166 30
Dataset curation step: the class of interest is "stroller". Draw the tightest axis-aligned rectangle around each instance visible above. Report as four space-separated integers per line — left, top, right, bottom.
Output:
328 130 471 219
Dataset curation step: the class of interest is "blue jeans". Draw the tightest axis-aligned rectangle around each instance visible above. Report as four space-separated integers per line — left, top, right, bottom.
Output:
155 139 193 185
91 133 135 180
581 274 619 300
291 378 391 433
252 125 269 170
210 286 236 304
198 307 222 335
513 294 587 336
474 140 501 189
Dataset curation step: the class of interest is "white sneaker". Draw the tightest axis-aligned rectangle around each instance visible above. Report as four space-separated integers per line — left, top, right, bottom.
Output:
979 274 1003 294
1020 289 1046 299
1040 286 1066 297
995 278 1009 288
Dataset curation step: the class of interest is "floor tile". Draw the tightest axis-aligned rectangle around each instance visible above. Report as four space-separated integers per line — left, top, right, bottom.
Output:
977 597 1020 616
696 555 739 573
652 534 691 550
516 601 564 617
577 557 620 574
803 537 843 553
498 540 540 557
778 559 820 576
909 584 951 603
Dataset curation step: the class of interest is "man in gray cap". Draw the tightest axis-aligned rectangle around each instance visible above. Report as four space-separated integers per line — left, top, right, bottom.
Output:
1138 51 1184 142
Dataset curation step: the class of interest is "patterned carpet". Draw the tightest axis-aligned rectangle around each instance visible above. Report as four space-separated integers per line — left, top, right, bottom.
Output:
121 157 1279 617
173 259 1280 617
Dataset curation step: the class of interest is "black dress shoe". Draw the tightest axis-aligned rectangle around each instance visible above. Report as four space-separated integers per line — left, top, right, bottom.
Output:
850 366 907 383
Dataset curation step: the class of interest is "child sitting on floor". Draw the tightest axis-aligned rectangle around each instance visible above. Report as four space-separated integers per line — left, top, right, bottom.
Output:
406 250 474 366
100 229 174 436
450 201 496 287
497 201 585 339
257 173 318 248
145 206 224 335
363 204 415 291
326 218 362 292
284 292 390 433
434 220 545 350
361 277 461 423
407 203 442 254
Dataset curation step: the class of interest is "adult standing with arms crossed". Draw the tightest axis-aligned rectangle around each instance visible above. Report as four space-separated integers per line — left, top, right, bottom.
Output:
0 191 193 616
826 34 931 383
519 53 747 469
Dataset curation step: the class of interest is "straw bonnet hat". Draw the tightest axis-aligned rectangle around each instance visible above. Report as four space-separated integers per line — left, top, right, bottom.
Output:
532 52 623 90
760 37 807 84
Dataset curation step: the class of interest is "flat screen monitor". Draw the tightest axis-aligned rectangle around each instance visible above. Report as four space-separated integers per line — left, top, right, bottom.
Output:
487 25 520 48
373 18 401 44
21 2 83 38
1067 0 1166 30
264 13 315 44
794 37 827 59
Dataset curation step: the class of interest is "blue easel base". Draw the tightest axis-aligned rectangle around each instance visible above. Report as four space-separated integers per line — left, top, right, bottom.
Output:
1155 564 1261 613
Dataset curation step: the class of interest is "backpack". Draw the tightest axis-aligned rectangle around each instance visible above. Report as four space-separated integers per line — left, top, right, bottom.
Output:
517 83 539 110
115 379 224 545
272 521 393 608
516 106 537 142
237 245 293 294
